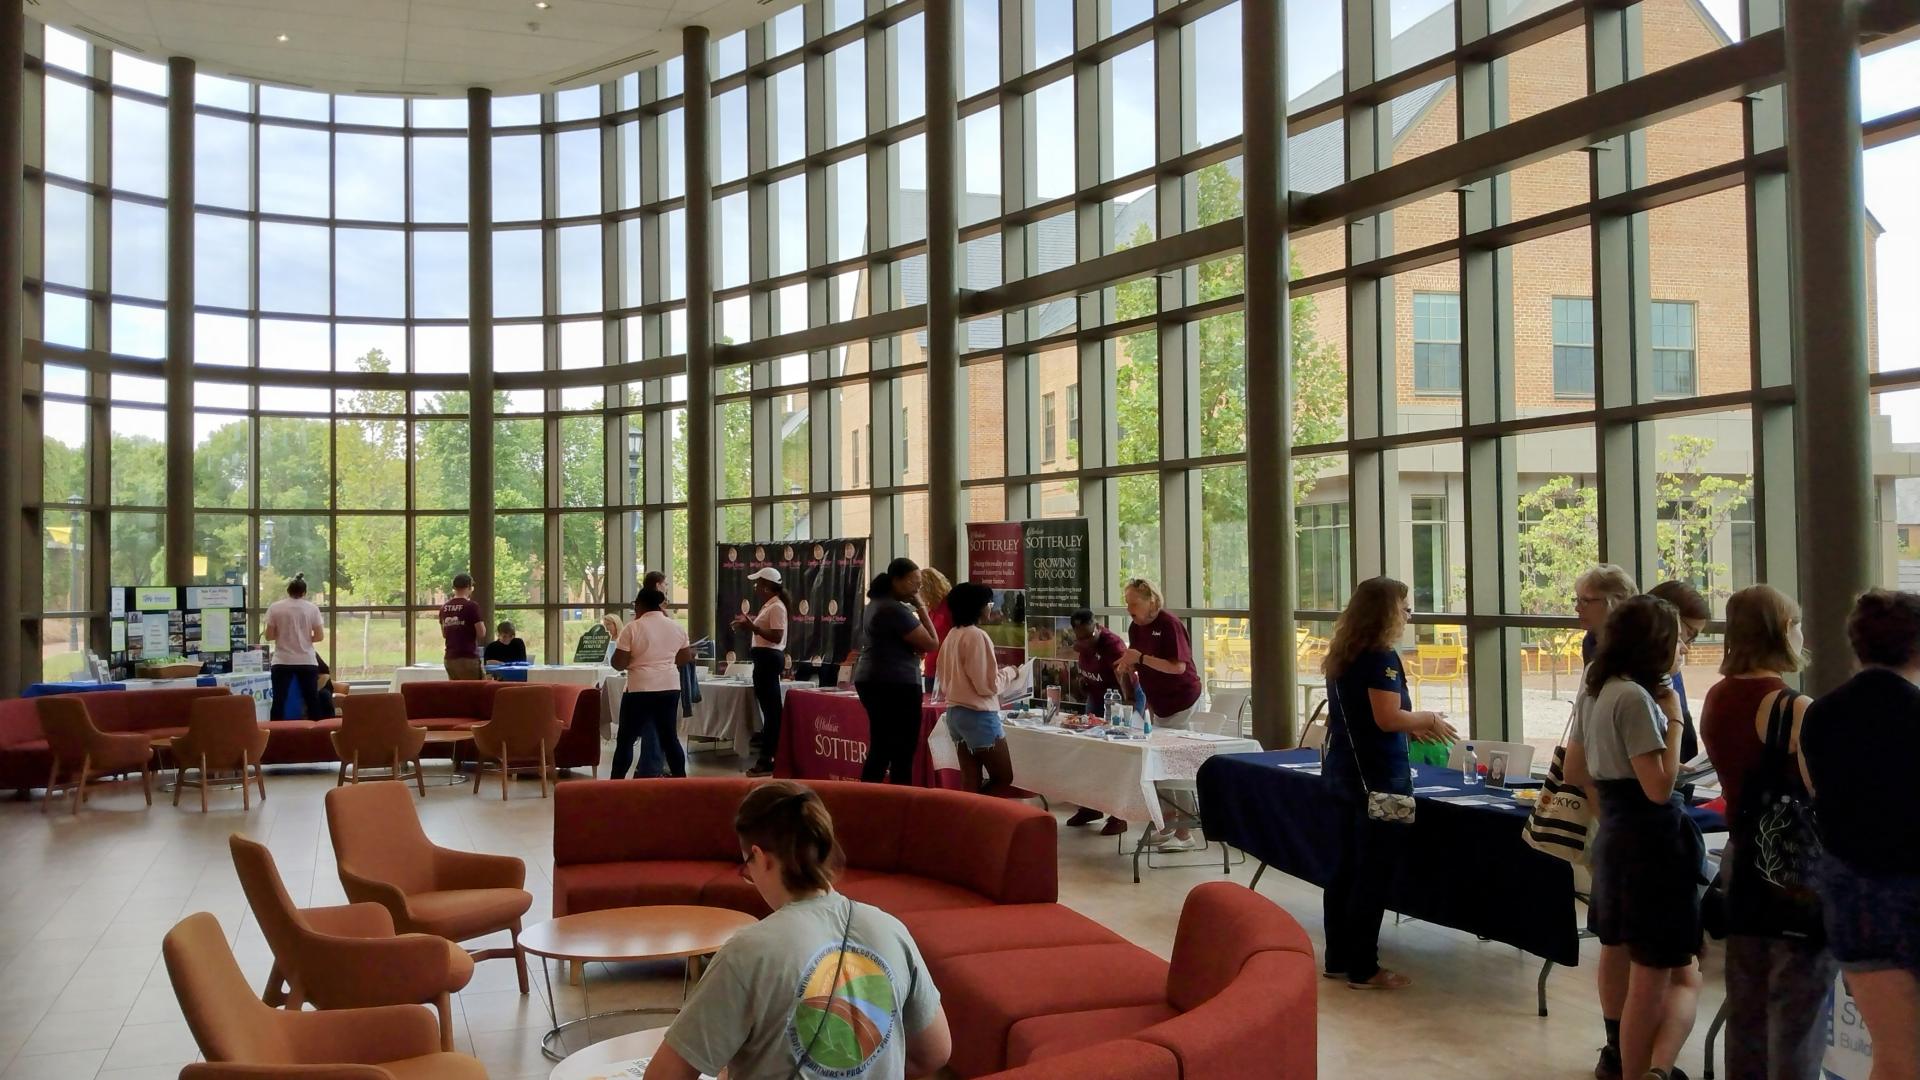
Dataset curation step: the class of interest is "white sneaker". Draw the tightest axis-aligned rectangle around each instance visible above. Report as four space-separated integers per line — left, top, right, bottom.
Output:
1156 834 1203 853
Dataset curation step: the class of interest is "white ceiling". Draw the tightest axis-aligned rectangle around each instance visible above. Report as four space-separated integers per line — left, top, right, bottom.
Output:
32 0 790 97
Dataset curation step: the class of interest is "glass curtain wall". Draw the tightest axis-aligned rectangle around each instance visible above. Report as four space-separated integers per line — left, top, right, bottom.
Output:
16 1 1920 754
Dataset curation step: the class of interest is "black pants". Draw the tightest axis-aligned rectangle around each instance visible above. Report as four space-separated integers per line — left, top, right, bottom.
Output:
1323 794 1408 983
750 648 785 769
856 681 924 784
611 689 683 779
269 664 321 721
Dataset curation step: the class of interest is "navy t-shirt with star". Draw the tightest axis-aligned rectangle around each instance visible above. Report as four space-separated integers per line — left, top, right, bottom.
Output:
1324 647 1414 797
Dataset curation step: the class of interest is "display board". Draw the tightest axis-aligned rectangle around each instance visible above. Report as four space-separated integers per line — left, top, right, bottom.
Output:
965 519 1091 702
107 585 250 679
716 540 868 668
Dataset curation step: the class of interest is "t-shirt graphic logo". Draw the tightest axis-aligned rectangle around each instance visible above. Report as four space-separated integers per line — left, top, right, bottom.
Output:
786 941 897 1078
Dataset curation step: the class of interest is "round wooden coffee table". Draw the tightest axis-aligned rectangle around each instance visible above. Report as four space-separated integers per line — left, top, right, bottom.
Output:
549 1029 667 1080
521 906 756 1062
420 729 475 787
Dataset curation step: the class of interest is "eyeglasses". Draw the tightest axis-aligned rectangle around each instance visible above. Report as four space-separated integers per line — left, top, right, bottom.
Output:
1573 594 1606 608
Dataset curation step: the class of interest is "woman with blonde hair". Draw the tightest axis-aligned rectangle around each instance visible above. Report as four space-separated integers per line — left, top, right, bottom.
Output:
1700 584 1831 1080
1117 578 1207 851
1577 563 1641 664
919 567 954 693
1321 577 1456 990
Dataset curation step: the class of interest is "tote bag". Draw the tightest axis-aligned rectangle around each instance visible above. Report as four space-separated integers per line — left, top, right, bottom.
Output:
1522 708 1593 864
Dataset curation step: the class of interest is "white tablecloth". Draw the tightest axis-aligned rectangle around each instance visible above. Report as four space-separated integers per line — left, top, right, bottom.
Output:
986 722 1262 828
683 678 806 758
387 664 616 693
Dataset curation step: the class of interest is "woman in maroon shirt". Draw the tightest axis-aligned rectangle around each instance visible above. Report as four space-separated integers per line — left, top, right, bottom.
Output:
1699 583 1832 1080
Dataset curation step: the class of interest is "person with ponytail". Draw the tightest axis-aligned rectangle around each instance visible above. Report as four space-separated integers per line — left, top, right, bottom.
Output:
736 568 793 777
264 573 325 721
645 782 952 1080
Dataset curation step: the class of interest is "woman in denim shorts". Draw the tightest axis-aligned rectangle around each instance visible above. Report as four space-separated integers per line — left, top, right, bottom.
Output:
934 581 1023 794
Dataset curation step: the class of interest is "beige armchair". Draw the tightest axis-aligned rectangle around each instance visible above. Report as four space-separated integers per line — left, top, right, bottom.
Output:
37 695 153 814
468 685 563 800
171 694 271 812
330 693 428 796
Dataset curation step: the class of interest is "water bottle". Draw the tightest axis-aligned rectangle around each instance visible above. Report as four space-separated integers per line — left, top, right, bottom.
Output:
1460 743 1479 786
1103 689 1122 729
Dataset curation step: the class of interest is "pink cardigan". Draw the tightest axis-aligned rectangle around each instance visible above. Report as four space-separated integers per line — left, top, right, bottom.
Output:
934 625 1016 711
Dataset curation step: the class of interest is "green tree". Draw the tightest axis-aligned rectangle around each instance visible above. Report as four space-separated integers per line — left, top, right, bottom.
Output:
1515 474 1600 618
1655 435 1753 597
1111 162 1347 604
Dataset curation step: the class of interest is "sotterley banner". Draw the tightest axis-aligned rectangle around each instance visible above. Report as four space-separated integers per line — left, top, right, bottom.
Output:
716 539 867 669
965 519 1091 699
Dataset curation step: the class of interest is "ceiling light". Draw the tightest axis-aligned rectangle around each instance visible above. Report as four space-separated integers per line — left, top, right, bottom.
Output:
534 2 550 8
276 33 289 42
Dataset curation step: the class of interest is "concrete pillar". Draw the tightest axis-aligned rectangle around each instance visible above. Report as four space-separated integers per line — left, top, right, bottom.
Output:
924 0 960 576
165 56 195 585
468 89 496 613
0 0 23 694
1242 0 1294 749
684 26 716 642
1785 0 1874 694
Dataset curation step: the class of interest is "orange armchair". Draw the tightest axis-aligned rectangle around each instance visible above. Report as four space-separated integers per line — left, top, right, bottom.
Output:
468 684 563 800
164 911 485 1080
35 691 154 810
230 835 475 1051
324 781 534 993
331 693 429 795
172 694 271 812
37 695 154 814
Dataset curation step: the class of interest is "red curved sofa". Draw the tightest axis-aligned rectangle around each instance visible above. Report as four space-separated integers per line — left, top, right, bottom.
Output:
0 681 600 792
551 780 1317 1078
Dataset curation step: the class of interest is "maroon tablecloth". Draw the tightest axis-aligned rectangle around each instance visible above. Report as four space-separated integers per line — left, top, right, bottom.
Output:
775 687 960 788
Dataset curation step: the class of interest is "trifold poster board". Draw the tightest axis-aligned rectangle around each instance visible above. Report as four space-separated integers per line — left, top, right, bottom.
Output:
715 540 868 669
107 585 248 679
965 519 1091 703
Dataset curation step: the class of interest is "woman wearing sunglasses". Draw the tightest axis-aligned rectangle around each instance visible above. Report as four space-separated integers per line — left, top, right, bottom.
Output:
645 782 952 1080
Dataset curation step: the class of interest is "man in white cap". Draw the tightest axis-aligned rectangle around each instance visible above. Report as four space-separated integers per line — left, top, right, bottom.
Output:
733 566 791 776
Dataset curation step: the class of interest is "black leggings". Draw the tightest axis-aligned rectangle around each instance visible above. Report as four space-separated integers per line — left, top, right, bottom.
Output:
269 664 321 721
611 689 684 779
751 648 785 768
856 681 924 784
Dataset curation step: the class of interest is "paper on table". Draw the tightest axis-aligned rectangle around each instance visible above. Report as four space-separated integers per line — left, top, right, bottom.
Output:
1414 785 1455 794
201 608 232 653
1435 794 1509 806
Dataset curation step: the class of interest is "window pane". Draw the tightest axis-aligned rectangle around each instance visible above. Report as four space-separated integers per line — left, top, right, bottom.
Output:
259 318 329 372
560 515 606 610
716 87 747 184
259 418 330 509
336 133 405 221
492 134 542 222
111 97 168 197
332 612 406 680
496 514 546 604
111 512 166 588
195 213 251 310
829 42 866 147
337 419 406 510
335 516 406 604
1029 78 1074 201
112 199 166 300
494 229 545 318
1114 473 1160 590
1103 45 1153 180
555 128 601 217
1198 312 1246 455
196 114 250 208
1411 291 1462 395
962 0 999 96
44 77 91 181
412 137 468 223
772 65 806 167
413 231 470 319
110 407 167 506
43 186 90 289
414 421 470 510
558 225 603 315
335 228 406 318
259 125 331 217
495 419 545 509
259 222 331 314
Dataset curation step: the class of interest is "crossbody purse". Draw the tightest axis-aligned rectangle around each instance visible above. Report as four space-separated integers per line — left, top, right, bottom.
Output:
1328 680 1416 825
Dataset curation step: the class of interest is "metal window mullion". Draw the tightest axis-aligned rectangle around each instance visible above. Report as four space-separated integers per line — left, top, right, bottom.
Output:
1741 0 1797 594
1588 3 1654 581
1345 0 1396 585
1456 0 1516 739
1161 321 1199 610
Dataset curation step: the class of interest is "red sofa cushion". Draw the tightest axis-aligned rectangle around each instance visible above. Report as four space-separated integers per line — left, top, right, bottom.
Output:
552 861 739 916
934 943 1171 1077
696 873 773 919
981 1039 1177 1080
78 686 230 733
1007 1004 1179 1067
555 779 746 866
886 787 1058 905
1166 880 1315 1012
0 698 45 750
399 681 499 724
899 905 1125 964
1139 950 1317 1078
836 869 994 915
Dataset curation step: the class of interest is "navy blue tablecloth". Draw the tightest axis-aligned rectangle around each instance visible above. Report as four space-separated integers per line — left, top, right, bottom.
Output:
1197 749 1725 966
23 682 128 697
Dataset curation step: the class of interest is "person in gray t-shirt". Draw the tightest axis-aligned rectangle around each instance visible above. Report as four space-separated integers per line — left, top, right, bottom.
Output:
646 783 951 1080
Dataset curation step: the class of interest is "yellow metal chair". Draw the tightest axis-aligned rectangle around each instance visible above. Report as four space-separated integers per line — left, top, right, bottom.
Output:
1408 643 1468 713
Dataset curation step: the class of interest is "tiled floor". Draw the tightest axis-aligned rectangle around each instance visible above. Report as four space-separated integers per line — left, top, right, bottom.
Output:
0 748 1730 1079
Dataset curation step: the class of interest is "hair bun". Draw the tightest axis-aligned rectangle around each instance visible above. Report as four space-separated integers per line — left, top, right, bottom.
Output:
293 572 305 582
